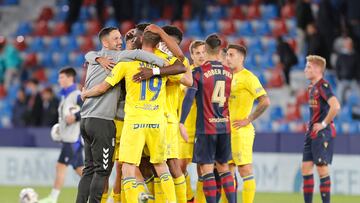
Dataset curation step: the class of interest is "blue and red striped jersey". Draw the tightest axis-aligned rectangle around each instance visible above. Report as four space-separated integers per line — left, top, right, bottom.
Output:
307 78 336 137
191 61 233 135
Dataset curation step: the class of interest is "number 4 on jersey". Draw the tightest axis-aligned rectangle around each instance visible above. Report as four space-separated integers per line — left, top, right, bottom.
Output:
211 80 226 107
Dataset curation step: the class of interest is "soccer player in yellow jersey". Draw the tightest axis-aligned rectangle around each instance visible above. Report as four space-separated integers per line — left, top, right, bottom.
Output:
226 44 270 203
81 31 184 203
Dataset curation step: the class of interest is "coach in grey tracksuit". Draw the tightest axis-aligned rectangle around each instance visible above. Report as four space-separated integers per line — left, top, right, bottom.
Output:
76 27 165 203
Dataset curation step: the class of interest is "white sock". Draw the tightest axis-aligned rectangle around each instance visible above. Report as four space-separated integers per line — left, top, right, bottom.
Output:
50 188 60 200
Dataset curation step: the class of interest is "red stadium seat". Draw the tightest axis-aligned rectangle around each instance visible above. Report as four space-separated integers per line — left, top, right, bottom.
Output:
219 19 235 35
229 5 246 20
267 68 284 88
80 36 95 52
296 89 309 105
87 20 102 36
172 20 185 33
181 37 193 55
271 19 288 37
247 4 261 20
52 22 68 36
37 6 54 21
182 3 192 20
163 5 173 19
285 103 301 121
83 0 96 6
33 20 50 36
33 68 47 82
235 38 247 46
120 20 135 36
24 53 38 67
0 85 6 98
281 3 295 19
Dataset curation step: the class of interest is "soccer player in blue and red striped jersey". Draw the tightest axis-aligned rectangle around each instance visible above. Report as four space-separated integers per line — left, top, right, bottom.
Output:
179 34 235 203
302 55 341 203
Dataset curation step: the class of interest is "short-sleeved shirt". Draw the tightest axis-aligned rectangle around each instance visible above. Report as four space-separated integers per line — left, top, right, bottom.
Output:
105 60 167 123
229 68 267 130
191 60 233 135
307 78 336 137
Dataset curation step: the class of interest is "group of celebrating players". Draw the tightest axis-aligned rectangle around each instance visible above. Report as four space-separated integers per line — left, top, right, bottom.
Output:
77 21 339 203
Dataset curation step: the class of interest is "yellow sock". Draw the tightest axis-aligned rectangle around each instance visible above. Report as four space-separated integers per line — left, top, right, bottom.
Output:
185 172 194 201
159 173 176 203
110 188 121 203
100 192 108 203
242 175 256 203
146 175 155 195
195 179 206 203
219 187 227 203
174 175 187 203
123 177 138 203
154 177 165 203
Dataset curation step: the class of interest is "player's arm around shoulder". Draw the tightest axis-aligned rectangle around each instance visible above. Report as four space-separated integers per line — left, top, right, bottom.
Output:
81 63 125 100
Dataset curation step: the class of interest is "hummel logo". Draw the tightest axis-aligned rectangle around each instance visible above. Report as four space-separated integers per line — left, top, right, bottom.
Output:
103 148 109 170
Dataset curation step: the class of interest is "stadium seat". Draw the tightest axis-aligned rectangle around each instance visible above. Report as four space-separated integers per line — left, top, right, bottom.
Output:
244 53 257 70
105 18 119 28
261 4 278 20
120 20 135 36
253 20 271 36
33 68 47 82
15 22 32 36
219 19 235 35
80 36 95 52
269 106 284 121
296 89 309 105
28 37 45 52
37 6 54 21
0 85 6 99
247 38 263 54
24 53 38 67
185 20 202 37
263 37 277 54
40 52 54 67
33 20 50 36
172 20 186 34
52 22 68 36
229 5 246 20
300 104 310 121
286 18 297 37
247 3 261 19
71 22 86 36
182 3 192 20
55 52 70 68
3 0 19 5
235 20 253 36
73 53 85 67
47 37 62 52
267 68 284 87
87 20 102 36
54 5 69 22
258 53 275 69
285 103 301 121
271 19 288 37
338 105 352 122
63 36 79 52
206 5 226 20
281 3 295 19
203 20 219 36
79 7 91 22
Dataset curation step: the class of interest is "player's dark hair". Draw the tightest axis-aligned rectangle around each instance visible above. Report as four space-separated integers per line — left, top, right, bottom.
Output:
136 23 151 32
142 31 161 48
98 27 119 42
205 34 221 55
162 25 183 43
189 40 205 54
227 44 247 58
59 67 77 80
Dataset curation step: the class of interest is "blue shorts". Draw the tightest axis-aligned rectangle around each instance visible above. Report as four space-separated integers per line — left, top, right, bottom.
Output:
192 133 231 164
58 142 84 169
302 129 334 165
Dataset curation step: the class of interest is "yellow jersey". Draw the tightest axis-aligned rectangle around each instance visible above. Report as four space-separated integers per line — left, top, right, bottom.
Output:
178 64 197 136
105 60 167 123
229 68 266 130
154 49 189 123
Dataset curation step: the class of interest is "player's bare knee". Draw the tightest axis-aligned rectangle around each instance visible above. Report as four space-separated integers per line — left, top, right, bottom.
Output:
153 162 169 175
316 164 329 177
167 159 183 178
238 164 253 177
200 164 215 175
215 162 229 173
122 163 136 177
301 162 314 175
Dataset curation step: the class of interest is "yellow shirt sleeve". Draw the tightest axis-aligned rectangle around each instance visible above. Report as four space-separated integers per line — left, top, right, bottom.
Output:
247 73 267 99
105 62 126 86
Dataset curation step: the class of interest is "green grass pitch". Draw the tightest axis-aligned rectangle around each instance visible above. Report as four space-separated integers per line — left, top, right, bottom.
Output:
1 186 359 203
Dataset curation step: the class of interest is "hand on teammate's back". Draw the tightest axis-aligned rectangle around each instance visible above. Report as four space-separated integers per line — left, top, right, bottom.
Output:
96 56 116 70
179 123 189 142
133 68 153 82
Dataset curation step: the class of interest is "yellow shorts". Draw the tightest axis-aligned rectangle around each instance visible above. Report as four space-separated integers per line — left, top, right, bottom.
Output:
119 121 166 166
231 128 255 166
166 122 179 159
113 119 124 161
